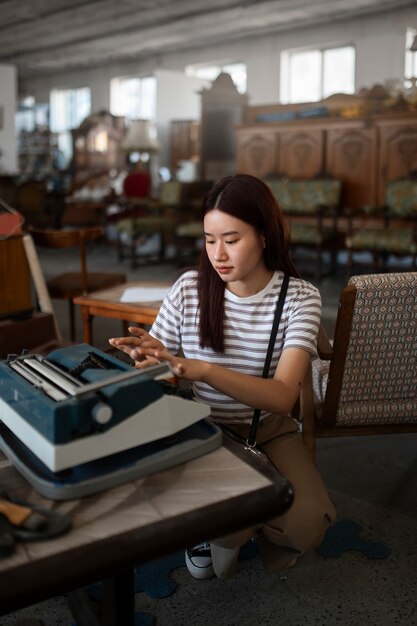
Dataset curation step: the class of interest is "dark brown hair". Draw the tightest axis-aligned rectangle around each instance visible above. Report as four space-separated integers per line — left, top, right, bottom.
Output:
197 174 298 352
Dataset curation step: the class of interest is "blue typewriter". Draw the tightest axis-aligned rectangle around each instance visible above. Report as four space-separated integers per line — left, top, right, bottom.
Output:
0 344 221 500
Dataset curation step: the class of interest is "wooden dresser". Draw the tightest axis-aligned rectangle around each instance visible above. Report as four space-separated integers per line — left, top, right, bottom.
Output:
235 97 417 212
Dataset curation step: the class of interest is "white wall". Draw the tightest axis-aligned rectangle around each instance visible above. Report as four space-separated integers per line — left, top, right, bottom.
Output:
155 69 210 167
0 64 17 173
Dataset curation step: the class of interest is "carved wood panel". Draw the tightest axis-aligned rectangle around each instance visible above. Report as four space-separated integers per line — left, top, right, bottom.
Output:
377 120 417 204
236 129 278 178
326 125 378 210
279 129 324 178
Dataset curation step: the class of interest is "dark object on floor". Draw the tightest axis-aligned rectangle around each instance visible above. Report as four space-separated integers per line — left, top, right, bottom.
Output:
0 491 71 544
316 518 390 559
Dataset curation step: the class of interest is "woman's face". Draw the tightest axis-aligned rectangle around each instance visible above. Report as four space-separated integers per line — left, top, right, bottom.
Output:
204 208 269 295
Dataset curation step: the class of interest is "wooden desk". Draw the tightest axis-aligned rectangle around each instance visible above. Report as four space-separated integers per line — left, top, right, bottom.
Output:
0 441 292 625
73 280 171 344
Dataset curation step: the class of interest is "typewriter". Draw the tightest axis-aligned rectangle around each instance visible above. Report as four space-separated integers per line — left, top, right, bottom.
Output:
0 344 221 499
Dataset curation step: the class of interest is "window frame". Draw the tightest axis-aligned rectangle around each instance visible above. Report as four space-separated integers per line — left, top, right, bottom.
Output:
109 75 156 122
280 44 356 104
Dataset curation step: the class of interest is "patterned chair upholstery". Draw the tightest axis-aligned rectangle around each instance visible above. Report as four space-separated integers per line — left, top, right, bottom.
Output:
300 272 417 458
116 181 183 269
345 179 417 273
267 178 342 281
174 180 214 267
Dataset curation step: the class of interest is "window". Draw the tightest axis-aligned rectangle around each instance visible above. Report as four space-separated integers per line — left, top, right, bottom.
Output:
405 28 417 88
185 62 247 94
50 87 91 166
280 45 355 104
110 76 156 121
16 97 49 133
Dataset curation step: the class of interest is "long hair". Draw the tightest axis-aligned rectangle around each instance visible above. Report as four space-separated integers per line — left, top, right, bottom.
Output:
197 174 299 352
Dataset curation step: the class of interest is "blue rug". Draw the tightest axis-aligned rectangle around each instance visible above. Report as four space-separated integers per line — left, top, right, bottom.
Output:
316 518 390 560
82 523 389 625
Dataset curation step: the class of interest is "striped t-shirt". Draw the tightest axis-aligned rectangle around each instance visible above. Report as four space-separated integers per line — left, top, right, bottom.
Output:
150 270 321 424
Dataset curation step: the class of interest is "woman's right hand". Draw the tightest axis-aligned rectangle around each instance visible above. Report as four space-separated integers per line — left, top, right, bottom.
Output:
108 326 166 369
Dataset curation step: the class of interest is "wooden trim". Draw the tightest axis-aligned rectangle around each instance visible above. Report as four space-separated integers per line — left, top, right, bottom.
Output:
22 234 62 341
320 284 356 426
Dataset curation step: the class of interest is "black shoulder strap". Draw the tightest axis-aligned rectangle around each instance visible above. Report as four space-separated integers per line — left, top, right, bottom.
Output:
246 273 290 447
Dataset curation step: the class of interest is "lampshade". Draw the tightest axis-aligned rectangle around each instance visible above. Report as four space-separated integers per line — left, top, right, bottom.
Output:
410 34 417 52
121 119 160 153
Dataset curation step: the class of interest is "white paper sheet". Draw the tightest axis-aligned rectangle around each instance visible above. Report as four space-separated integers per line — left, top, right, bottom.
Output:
120 286 170 303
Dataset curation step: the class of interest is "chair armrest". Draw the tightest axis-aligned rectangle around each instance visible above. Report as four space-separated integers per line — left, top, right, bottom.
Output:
317 325 333 360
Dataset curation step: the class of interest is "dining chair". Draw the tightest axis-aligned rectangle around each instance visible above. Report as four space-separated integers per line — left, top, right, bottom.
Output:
345 177 417 274
28 226 126 342
268 177 342 281
300 272 417 459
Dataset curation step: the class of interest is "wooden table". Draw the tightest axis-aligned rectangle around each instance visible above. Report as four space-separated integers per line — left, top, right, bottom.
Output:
73 280 172 344
0 440 292 625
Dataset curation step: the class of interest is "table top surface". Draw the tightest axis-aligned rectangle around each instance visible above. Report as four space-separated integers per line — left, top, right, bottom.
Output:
0 443 291 613
73 280 172 311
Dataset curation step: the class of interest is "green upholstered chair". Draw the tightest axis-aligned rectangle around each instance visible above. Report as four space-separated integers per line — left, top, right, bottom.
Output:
345 178 417 274
173 180 213 267
268 178 342 281
116 181 183 268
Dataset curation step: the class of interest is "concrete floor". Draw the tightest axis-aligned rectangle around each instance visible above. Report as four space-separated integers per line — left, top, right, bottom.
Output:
1 242 416 626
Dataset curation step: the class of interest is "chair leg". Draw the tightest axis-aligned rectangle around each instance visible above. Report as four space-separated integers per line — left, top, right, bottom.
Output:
117 235 124 262
159 232 166 262
316 246 322 282
68 299 76 342
347 249 353 277
130 240 137 270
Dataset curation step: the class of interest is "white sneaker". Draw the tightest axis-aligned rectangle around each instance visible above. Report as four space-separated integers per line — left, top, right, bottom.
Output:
185 542 214 579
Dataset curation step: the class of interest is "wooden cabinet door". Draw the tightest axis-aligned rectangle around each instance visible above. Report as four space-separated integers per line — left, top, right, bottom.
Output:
377 118 417 204
279 128 324 178
236 128 279 178
169 120 200 171
326 124 378 210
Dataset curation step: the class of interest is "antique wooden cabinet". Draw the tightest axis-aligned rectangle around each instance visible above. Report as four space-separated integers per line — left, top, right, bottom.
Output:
236 110 417 211
169 120 200 171
72 111 126 180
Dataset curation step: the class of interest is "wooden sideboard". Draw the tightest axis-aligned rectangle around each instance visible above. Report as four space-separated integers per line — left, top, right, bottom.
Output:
0 236 32 319
235 112 417 211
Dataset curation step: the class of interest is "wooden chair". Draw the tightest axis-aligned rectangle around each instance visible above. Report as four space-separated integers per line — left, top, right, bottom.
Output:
268 177 342 281
116 181 182 269
345 177 417 274
29 226 126 342
174 180 214 267
300 272 417 459
16 180 50 228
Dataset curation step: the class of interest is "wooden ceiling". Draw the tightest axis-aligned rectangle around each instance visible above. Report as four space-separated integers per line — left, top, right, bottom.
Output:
0 0 414 78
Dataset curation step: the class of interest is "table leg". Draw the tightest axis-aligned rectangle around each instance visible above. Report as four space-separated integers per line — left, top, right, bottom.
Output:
67 567 136 626
102 568 135 626
79 305 94 344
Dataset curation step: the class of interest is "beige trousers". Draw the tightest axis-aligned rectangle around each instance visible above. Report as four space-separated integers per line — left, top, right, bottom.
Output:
211 414 336 578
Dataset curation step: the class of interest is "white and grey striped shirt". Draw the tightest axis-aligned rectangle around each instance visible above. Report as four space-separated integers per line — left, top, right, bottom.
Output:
150 270 321 424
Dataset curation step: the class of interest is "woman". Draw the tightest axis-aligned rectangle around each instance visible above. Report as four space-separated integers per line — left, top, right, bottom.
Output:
109 174 336 580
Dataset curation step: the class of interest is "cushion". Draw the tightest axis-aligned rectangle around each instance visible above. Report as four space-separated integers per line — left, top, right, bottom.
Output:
346 228 417 254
